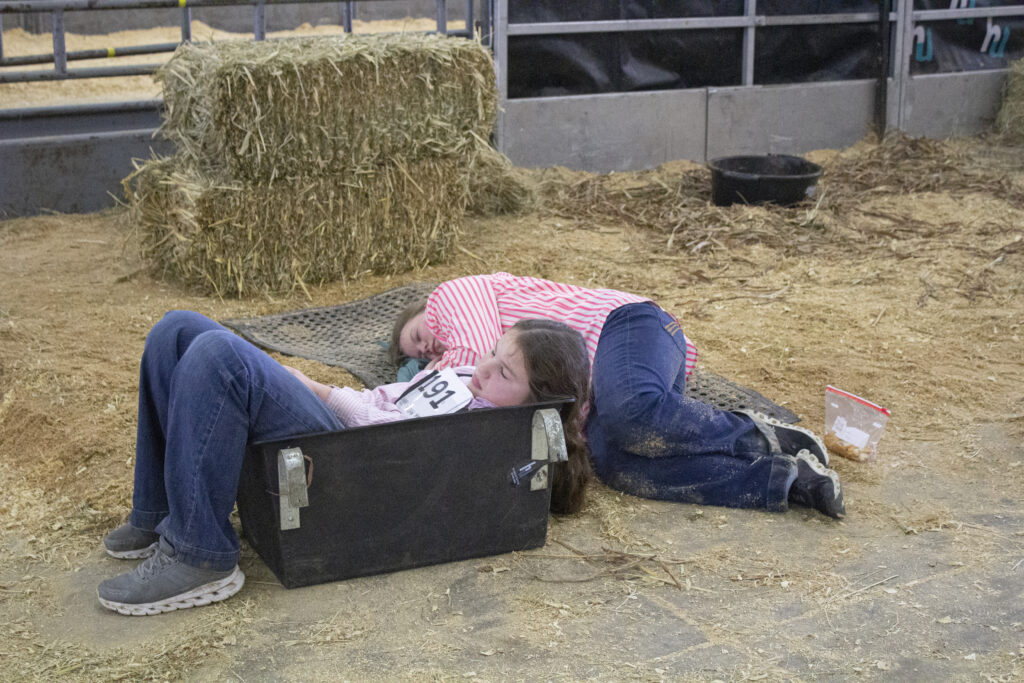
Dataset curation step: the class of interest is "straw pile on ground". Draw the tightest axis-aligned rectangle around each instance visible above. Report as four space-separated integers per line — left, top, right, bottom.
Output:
465 141 537 216
996 57 1024 142
125 34 496 297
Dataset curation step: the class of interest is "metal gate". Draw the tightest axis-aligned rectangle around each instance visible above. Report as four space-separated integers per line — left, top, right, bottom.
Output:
0 0 484 215
492 0 1023 171
1 0 1022 215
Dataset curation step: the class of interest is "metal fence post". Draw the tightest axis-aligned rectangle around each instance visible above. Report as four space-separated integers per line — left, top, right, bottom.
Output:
465 0 473 37
493 0 507 152
742 0 757 86
436 0 447 35
479 0 491 45
876 0 892 137
52 9 67 75
341 1 353 33
181 6 192 42
255 0 266 40
895 0 915 131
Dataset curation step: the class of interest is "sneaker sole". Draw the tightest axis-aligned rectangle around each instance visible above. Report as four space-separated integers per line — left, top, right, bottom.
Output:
105 541 158 560
98 565 245 616
750 411 830 466
795 449 841 500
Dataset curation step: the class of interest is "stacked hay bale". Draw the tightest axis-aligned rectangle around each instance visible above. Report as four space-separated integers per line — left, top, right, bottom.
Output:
125 34 496 296
995 58 1024 142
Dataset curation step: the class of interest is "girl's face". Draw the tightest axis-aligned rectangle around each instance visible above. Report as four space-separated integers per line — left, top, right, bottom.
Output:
399 312 445 360
469 331 532 407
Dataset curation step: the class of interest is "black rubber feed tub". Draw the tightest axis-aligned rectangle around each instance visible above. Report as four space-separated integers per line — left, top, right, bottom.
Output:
708 154 822 207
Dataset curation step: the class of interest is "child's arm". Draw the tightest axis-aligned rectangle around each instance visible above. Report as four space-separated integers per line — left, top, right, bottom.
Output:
426 275 504 369
284 364 409 426
323 385 408 426
282 366 331 402
315 368 487 427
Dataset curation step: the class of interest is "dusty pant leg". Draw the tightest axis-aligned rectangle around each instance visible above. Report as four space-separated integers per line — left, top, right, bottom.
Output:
586 303 790 510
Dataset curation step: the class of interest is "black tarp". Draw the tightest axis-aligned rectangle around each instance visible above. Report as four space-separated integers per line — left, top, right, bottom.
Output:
506 0 1024 98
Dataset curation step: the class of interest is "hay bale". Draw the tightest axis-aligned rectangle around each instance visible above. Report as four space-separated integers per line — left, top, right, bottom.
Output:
995 58 1024 141
157 34 497 182
124 156 467 297
464 138 537 216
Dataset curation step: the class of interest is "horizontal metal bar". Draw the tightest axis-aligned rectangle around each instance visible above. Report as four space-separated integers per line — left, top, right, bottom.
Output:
0 64 162 82
0 99 162 120
506 11 909 37
505 5 1023 38
0 0 365 13
507 16 760 36
1 42 178 67
914 6 1024 22
761 12 891 27
0 26 473 81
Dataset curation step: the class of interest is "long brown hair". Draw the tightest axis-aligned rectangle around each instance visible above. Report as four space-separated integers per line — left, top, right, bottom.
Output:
389 299 427 366
511 319 593 515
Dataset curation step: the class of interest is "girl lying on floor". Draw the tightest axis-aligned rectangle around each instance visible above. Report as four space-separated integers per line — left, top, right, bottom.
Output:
392 272 845 521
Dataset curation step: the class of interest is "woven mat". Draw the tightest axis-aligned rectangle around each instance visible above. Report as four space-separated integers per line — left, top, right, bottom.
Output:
222 283 799 423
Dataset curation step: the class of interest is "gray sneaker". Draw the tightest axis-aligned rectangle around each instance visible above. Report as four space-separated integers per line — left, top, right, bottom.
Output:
103 523 160 559
97 539 245 616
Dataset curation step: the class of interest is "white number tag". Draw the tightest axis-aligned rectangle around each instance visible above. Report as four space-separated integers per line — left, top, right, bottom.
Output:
395 368 474 418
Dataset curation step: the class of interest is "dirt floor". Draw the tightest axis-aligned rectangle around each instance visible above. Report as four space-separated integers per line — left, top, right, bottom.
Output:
2 22 1024 676
1 129 1022 681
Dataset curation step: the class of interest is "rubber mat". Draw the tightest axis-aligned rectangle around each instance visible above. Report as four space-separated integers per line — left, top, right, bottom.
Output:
222 283 799 423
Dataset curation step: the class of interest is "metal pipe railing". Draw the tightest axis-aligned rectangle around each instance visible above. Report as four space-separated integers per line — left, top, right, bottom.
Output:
180 7 192 41
742 0 756 87
1 42 180 66
914 5 1024 22
875 0 893 138
501 4 1022 37
435 0 446 35
1 64 161 82
51 10 66 73
254 0 266 40
0 0 477 85
477 0 489 45
0 99 161 120
0 0 344 12
340 0 353 33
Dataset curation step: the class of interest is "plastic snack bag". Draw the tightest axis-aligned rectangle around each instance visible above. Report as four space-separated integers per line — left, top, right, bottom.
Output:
824 386 891 462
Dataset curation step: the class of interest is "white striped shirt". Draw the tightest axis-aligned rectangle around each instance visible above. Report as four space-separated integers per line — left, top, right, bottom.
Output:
424 273 698 376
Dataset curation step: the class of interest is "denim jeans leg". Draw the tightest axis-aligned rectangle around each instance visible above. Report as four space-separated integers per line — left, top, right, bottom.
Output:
153 328 345 571
586 303 793 510
130 311 226 531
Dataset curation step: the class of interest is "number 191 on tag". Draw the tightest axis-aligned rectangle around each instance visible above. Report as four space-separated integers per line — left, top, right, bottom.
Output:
396 368 474 418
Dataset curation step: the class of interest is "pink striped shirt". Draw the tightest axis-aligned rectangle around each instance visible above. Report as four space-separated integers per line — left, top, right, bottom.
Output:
424 273 697 376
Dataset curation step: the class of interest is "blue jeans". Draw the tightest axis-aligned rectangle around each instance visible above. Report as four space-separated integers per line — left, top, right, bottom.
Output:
585 303 796 511
129 311 345 571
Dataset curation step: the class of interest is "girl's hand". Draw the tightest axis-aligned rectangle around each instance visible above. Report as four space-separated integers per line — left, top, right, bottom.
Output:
283 365 331 402
424 358 440 371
